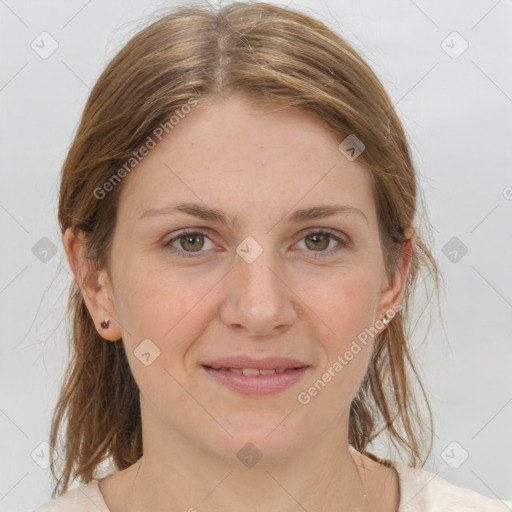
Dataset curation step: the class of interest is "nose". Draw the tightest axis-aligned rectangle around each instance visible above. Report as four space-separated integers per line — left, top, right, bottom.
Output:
219 246 297 337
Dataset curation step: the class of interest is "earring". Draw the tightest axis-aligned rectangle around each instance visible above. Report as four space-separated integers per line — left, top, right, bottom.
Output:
100 319 110 329
382 317 389 326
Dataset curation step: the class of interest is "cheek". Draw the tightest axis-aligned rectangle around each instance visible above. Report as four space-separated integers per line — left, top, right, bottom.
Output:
113 252 195 331
299 264 379 392
113 256 218 371
115 267 214 411
299 262 381 337
297 270 377 413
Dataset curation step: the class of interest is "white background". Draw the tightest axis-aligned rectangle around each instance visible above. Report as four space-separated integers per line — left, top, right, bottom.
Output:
1 0 511 510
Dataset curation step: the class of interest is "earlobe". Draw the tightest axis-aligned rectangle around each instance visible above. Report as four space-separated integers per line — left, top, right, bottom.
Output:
62 227 122 342
88 269 122 341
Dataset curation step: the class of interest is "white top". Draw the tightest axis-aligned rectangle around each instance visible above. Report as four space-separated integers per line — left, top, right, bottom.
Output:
33 460 510 512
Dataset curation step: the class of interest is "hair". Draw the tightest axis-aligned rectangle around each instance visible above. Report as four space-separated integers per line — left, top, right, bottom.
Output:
50 0 443 497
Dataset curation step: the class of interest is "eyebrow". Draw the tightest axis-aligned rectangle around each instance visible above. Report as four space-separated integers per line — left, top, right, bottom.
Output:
137 202 369 228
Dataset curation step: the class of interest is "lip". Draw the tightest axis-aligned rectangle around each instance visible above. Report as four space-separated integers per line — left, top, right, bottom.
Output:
200 357 310 396
201 356 308 370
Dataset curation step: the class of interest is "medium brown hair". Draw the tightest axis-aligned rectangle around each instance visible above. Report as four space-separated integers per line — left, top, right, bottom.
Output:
50 0 442 497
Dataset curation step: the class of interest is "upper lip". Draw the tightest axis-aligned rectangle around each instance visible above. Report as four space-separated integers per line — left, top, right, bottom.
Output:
201 357 309 370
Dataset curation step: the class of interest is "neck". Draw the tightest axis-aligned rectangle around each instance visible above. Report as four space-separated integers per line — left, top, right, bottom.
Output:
118 415 369 512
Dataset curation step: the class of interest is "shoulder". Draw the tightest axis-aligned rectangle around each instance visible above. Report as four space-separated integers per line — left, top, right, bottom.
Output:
394 461 511 512
32 480 110 512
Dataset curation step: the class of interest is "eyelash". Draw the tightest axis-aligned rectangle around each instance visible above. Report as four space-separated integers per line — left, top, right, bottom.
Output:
163 228 348 259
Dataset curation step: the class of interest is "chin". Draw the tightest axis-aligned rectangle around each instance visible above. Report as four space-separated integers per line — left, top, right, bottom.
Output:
223 412 306 452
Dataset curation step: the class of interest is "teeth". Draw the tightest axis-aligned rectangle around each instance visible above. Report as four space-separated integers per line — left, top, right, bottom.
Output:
213 367 292 375
242 368 261 376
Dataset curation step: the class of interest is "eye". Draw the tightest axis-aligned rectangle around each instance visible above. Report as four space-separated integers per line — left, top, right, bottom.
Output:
163 228 348 258
294 229 348 258
163 229 215 258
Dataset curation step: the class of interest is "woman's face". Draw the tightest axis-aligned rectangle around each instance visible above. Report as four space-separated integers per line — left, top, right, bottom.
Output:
81 93 407 463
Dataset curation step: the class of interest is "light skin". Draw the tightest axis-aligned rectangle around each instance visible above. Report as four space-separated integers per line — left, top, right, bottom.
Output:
64 92 412 512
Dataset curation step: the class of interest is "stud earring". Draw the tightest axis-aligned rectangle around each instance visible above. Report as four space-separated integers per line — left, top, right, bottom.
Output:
100 319 110 329
382 317 389 326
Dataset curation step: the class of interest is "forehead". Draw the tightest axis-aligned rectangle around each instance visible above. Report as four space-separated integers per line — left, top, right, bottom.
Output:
116 94 376 228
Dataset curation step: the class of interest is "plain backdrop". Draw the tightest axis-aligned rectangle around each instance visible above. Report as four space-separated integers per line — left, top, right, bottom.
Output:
1 0 511 510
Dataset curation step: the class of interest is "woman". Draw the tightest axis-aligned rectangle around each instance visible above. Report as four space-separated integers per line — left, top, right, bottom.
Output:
33 2 508 511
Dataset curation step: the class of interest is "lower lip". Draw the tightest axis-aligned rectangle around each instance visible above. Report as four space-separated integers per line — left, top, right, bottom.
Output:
201 366 309 396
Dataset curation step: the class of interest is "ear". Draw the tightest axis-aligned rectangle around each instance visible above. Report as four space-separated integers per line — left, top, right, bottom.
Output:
375 228 413 332
62 227 122 341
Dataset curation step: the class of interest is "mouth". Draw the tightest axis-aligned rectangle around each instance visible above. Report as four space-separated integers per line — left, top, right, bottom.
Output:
203 366 303 375
200 359 310 395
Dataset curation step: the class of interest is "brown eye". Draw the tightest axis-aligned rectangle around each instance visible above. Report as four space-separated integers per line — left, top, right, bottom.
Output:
164 230 215 257
304 233 331 251
296 230 347 258
179 233 205 252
